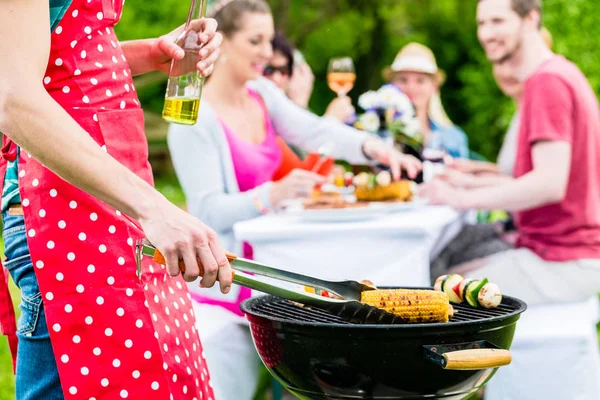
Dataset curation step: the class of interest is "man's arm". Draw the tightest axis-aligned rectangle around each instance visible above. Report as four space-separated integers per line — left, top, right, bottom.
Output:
421 141 570 211
0 0 232 291
458 141 571 210
437 168 514 189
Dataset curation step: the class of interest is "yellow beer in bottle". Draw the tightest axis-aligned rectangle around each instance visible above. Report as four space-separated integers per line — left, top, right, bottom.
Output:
162 0 207 125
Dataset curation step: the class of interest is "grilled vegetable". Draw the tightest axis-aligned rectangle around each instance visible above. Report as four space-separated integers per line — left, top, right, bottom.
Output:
435 275 503 309
465 278 488 307
478 282 502 308
440 274 464 304
361 289 451 323
376 171 392 186
433 275 448 292
458 278 477 302
353 172 369 187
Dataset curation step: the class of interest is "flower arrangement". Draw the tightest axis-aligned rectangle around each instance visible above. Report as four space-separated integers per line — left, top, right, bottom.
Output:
354 84 423 151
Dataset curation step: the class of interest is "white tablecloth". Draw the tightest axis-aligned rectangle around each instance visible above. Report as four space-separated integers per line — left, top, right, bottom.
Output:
233 206 467 287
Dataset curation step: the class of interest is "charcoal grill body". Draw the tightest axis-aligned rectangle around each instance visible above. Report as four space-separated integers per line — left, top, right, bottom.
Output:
242 294 527 400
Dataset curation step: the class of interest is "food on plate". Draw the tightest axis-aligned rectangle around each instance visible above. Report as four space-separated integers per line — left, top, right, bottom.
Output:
302 196 367 210
310 185 340 200
360 288 451 323
353 171 413 202
304 183 367 210
332 171 355 188
434 274 503 309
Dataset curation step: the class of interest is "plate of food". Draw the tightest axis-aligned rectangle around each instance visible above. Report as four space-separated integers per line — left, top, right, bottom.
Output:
281 171 427 222
352 171 427 211
285 194 386 223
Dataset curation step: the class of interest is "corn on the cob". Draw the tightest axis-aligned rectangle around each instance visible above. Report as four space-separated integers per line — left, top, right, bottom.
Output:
355 181 413 202
360 289 451 323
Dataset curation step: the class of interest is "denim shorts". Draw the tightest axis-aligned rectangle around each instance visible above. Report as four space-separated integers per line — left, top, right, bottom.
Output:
2 209 63 399
2 211 42 336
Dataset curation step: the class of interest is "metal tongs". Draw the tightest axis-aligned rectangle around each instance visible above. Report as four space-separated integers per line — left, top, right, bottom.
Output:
135 240 404 324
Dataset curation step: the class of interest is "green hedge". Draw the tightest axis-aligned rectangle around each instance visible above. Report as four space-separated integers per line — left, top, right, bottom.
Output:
115 0 600 161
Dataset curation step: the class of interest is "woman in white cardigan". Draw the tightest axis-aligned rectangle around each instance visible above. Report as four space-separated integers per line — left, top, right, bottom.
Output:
167 1 420 399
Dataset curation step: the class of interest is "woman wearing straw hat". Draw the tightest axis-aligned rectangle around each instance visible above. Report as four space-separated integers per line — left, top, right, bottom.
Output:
384 42 469 159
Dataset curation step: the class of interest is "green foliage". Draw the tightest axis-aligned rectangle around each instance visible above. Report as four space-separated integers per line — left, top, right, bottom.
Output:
114 0 600 160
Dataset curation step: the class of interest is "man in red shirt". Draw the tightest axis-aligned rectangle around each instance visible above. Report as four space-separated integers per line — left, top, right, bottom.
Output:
422 0 600 304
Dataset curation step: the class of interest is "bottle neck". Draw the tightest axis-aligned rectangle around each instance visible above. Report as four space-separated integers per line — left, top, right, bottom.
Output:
186 0 207 26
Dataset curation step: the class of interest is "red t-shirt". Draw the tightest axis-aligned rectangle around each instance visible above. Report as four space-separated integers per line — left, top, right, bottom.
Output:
515 55 600 261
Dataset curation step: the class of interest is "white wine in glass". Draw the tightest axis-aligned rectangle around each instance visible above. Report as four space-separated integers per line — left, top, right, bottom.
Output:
327 57 356 96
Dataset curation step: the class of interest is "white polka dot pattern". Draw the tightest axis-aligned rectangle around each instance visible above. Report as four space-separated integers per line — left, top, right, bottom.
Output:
17 1 215 398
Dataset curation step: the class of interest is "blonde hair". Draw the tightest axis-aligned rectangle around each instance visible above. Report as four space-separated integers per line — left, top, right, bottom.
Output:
208 0 270 37
428 92 454 128
540 26 553 49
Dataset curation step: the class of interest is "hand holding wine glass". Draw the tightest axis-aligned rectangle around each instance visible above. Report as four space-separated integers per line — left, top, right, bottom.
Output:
327 57 356 97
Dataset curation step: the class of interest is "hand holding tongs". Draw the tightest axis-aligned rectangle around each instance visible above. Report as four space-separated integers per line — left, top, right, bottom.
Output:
136 240 404 324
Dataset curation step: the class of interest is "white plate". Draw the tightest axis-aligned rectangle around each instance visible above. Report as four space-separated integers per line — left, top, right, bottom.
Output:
281 198 428 223
376 197 429 212
285 204 386 223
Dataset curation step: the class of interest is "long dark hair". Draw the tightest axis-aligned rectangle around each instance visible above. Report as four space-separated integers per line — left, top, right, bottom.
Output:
271 31 294 75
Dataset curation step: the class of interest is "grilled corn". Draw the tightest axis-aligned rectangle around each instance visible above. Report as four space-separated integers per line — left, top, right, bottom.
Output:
355 181 413 202
360 289 451 323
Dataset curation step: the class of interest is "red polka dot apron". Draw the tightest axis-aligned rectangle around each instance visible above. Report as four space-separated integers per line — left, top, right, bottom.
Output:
0 1 215 398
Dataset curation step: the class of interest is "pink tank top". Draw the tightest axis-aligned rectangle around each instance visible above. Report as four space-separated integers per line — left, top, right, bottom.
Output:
221 89 282 192
191 89 282 315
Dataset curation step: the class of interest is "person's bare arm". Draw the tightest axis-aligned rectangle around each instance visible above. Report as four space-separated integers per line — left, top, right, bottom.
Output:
120 19 222 76
446 158 500 175
421 141 571 211
0 0 232 291
437 168 514 189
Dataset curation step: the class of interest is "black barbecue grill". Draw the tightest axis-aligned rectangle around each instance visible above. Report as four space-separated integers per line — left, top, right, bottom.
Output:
140 243 528 398
241 291 527 400
249 296 519 325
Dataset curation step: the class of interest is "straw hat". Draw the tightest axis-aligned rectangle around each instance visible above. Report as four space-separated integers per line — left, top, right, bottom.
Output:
383 42 446 86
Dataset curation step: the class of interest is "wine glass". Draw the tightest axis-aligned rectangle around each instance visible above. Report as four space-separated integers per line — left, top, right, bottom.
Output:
327 57 356 97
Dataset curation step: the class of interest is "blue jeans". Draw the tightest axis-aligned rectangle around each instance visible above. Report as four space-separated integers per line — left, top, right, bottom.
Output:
2 210 63 399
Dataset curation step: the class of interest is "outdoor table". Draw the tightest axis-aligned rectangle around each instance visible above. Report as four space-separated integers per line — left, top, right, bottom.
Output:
234 205 470 287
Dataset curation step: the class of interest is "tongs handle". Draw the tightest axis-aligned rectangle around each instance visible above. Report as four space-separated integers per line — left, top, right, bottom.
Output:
148 247 344 308
152 249 238 275
151 246 344 297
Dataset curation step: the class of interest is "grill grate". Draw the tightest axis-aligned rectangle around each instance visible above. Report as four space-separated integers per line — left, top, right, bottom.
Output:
248 297 518 325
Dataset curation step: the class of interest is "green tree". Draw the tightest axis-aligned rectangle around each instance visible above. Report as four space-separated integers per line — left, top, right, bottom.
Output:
115 0 600 160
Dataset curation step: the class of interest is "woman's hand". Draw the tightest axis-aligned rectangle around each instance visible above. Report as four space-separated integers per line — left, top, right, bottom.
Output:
361 138 422 180
149 18 223 76
324 96 355 122
270 169 326 206
286 63 315 108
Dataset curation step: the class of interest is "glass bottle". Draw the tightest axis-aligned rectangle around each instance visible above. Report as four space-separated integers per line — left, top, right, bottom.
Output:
162 0 207 125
